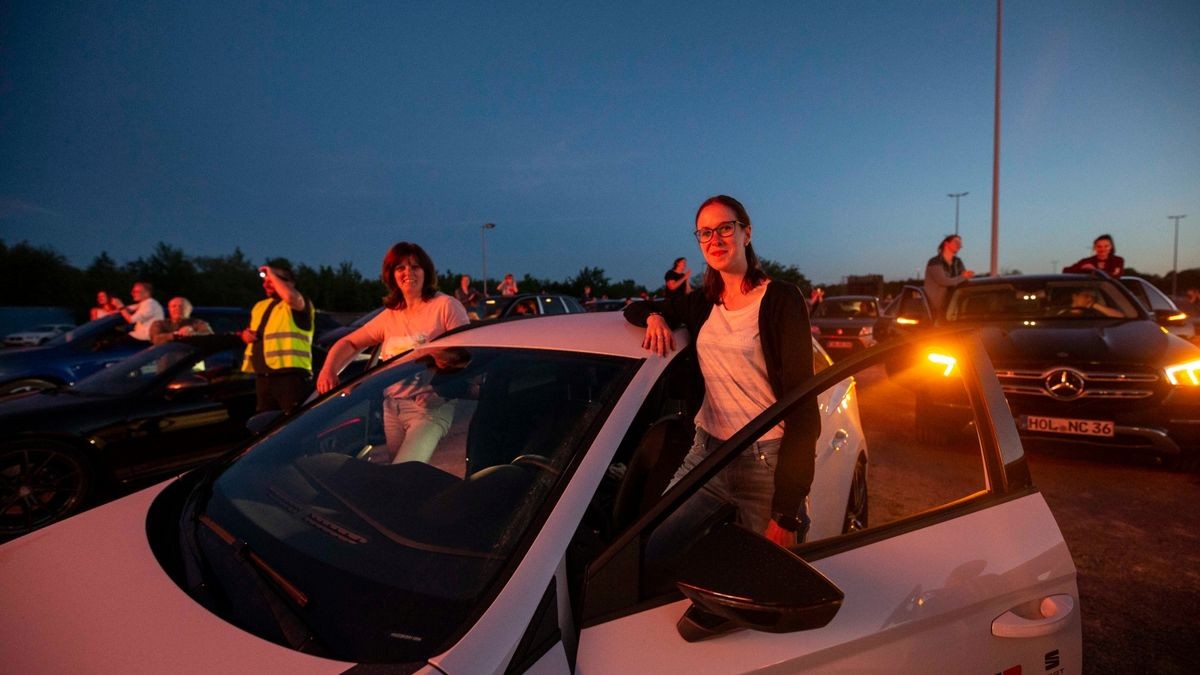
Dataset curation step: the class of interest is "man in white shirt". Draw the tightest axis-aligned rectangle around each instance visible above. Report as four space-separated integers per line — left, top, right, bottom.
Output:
119 281 165 341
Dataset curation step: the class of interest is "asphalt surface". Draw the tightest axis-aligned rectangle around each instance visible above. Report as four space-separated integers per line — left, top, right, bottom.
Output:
1025 444 1200 674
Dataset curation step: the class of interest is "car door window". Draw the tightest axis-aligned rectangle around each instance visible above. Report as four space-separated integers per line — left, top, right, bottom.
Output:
575 332 994 621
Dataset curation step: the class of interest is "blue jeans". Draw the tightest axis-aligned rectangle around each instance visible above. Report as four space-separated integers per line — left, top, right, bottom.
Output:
645 428 781 569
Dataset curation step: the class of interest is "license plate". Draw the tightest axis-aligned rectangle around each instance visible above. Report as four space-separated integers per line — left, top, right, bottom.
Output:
825 340 854 349
1021 415 1114 437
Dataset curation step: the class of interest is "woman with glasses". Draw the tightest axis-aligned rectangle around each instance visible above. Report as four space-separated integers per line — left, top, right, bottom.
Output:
317 242 470 463
624 194 819 550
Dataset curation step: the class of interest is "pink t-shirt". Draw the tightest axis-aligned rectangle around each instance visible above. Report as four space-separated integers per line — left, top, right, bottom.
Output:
353 293 470 359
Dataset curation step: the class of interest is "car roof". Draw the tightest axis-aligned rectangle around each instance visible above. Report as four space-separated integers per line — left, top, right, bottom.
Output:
435 311 673 359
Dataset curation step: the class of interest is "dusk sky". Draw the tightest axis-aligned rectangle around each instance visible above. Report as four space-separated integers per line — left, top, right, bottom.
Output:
2 1 1197 291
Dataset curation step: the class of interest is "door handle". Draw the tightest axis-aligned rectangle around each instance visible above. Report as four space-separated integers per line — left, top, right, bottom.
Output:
830 429 849 452
991 594 1076 638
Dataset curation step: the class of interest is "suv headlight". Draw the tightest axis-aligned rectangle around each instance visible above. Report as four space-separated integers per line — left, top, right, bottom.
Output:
1165 359 1200 386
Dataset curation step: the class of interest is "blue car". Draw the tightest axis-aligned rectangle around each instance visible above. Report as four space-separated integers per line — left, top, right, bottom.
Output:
0 308 249 396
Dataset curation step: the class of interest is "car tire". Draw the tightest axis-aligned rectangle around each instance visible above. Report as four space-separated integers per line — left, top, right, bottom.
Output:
0 441 93 538
841 454 869 534
0 378 58 396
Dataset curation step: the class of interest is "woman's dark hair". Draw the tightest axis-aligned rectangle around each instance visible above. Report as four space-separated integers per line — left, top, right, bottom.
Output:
937 234 961 254
381 242 438 310
1094 234 1115 252
696 195 769 304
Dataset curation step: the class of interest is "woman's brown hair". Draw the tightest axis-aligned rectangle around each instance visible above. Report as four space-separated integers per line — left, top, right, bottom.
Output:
381 242 438 310
696 195 769 304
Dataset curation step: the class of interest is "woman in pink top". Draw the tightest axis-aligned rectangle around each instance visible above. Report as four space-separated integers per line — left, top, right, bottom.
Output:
317 242 470 463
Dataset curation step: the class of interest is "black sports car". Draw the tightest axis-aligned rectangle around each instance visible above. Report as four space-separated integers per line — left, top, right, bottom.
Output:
876 272 1200 468
810 295 879 360
0 334 258 537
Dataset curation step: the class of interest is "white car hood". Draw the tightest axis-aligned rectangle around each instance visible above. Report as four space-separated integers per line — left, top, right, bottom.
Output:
0 482 356 674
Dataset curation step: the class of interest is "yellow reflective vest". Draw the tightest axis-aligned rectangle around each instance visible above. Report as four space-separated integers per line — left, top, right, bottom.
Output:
242 298 315 373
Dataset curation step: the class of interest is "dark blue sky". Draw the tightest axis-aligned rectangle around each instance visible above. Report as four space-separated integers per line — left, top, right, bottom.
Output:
2 1 1197 290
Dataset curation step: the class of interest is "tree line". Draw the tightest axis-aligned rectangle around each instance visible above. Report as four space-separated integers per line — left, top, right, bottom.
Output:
0 238 814 322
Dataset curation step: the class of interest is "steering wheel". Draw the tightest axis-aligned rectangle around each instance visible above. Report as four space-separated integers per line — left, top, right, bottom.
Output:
510 454 560 476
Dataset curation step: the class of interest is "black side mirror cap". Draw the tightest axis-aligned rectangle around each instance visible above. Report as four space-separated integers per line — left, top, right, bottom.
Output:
675 523 844 642
246 410 283 436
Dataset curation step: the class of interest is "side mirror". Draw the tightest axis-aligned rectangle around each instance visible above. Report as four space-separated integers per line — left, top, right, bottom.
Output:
246 410 282 436
674 523 843 642
1154 309 1188 326
166 372 208 392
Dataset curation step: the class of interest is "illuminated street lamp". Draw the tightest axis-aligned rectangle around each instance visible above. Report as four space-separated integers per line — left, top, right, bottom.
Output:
947 192 968 236
481 222 496 298
1168 215 1186 296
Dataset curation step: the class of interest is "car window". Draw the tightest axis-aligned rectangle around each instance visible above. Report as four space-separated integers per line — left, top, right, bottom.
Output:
72 342 196 395
183 345 639 663
946 280 1139 321
896 288 929 318
189 347 248 384
540 296 566 315
577 333 992 619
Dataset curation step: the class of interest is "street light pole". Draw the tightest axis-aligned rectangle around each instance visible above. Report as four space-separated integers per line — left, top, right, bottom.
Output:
481 222 496 298
989 0 1002 276
947 192 968 236
1168 215 1186 297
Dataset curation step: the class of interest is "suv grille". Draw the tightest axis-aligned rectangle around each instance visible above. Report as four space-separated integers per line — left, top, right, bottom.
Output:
996 367 1159 400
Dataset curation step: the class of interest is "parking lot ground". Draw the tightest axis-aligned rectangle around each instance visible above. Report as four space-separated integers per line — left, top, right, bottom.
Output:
1025 445 1200 674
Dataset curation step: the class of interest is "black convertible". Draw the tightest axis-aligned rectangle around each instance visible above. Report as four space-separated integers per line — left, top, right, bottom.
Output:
0 334 258 537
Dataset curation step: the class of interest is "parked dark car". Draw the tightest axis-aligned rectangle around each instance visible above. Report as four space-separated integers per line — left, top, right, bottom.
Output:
0 308 250 396
810 295 879 360
875 273 1200 468
474 293 586 320
0 333 259 537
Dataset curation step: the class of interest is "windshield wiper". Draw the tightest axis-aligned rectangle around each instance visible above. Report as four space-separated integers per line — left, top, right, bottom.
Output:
199 514 309 607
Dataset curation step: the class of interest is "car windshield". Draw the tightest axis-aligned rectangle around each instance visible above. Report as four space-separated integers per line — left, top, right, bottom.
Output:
184 344 637 663
945 279 1141 322
43 315 121 347
72 342 197 395
813 298 878 319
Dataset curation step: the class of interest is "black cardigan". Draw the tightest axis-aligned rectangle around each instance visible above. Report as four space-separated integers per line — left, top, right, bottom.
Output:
624 281 819 516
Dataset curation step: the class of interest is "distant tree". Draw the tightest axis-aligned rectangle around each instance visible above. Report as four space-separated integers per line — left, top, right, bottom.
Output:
0 240 86 313
193 249 261 307
565 267 612 297
758 258 812 294
84 252 134 304
123 243 199 301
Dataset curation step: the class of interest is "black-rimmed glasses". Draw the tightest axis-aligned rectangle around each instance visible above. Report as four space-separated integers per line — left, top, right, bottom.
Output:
694 220 744 243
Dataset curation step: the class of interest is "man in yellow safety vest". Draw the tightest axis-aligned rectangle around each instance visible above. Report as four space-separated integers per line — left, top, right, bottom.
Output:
241 265 315 414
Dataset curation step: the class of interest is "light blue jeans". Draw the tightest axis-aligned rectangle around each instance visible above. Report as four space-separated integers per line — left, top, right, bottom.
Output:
383 397 455 464
645 427 780 567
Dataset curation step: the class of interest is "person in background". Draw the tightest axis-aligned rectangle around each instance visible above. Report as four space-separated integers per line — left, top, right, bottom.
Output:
149 297 213 345
664 257 691 299
808 287 825 311
1063 234 1124 277
455 274 482 310
241 265 314 414
625 194 819 554
580 285 596 309
119 282 165 341
90 291 124 320
497 273 519 296
317 242 470 463
923 234 975 317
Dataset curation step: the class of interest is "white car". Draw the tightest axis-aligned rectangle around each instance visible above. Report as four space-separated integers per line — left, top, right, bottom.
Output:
2 322 75 347
0 313 1080 673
